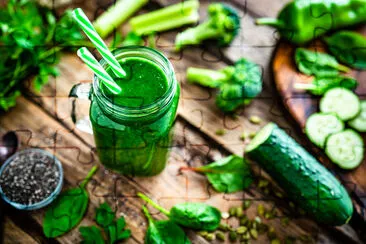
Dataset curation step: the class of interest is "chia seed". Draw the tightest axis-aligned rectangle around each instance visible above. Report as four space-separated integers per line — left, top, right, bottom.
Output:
0 150 60 206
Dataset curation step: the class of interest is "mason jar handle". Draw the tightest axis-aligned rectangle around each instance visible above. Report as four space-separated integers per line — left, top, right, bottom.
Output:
69 82 92 100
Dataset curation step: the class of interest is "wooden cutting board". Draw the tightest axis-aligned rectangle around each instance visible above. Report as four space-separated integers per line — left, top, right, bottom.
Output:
273 26 366 222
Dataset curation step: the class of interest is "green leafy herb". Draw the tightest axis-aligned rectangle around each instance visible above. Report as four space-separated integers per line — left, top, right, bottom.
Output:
324 31 366 70
187 58 262 113
0 0 89 111
142 206 191 244
138 193 221 231
295 48 349 76
80 202 131 244
95 203 115 228
106 217 131 244
180 155 253 193
294 75 358 95
43 165 98 238
79 226 105 244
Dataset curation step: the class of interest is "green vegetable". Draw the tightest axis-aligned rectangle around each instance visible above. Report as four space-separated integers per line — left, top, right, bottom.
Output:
121 32 144 47
245 123 353 225
179 155 252 193
79 226 105 244
80 202 131 243
256 0 366 44
93 0 148 38
325 129 364 169
320 87 360 121
129 0 199 36
187 58 262 112
305 113 344 148
106 217 131 244
294 75 358 95
43 166 98 238
295 48 349 76
95 203 115 228
0 0 89 111
142 206 191 244
349 100 366 132
324 31 366 69
175 3 240 50
138 193 221 231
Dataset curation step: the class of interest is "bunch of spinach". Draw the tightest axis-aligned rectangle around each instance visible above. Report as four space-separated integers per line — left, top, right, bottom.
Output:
79 202 131 244
142 206 191 244
43 165 98 238
179 155 253 193
0 0 89 111
138 192 221 231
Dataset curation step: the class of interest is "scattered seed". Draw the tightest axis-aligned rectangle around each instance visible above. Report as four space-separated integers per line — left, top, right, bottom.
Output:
241 232 250 240
243 200 251 209
289 202 295 208
267 227 277 240
257 204 265 216
221 212 230 219
198 231 208 237
274 191 284 198
263 188 270 195
281 217 290 226
205 233 215 241
218 223 230 232
236 226 248 234
257 179 269 188
229 206 237 217
236 207 244 217
215 129 226 136
240 132 249 141
229 231 237 242
240 216 249 226
249 115 262 124
216 231 225 241
250 229 258 239
271 239 281 244
249 132 257 138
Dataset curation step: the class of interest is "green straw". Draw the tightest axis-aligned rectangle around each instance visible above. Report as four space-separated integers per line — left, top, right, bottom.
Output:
72 8 126 78
77 47 121 94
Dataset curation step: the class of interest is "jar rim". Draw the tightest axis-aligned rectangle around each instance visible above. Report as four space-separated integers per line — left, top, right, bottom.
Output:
92 46 176 120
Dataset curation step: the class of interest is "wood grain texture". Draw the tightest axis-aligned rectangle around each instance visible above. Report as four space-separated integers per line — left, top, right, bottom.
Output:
273 27 366 226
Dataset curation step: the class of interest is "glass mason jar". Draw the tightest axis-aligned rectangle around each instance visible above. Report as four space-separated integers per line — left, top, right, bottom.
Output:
72 46 180 176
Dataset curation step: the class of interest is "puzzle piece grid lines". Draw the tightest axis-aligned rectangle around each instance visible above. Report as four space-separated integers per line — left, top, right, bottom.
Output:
2 0 366 243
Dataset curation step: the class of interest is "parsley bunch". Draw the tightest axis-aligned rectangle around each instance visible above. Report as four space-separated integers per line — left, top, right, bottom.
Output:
0 0 89 110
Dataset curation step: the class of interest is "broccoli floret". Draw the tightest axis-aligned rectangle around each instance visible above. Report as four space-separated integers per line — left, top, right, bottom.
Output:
129 0 199 36
187 58 262 113
175 3 240 50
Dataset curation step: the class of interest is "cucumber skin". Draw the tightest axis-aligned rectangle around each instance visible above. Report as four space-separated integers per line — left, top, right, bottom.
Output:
245 124 353 226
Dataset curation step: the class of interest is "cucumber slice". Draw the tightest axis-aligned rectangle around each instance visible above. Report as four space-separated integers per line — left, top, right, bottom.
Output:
325 129 364 169
348 101 366 132
305 113 344 148
320 88 360 121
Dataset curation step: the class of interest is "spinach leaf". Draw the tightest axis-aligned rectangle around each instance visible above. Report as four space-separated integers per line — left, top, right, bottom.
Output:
95 202 115 228
324 31 366 70
43 165 98 238
180 155 252 193
79 226 105 244
142 206 191 244
295 48 349 76
107 217 131 244
138 193 221 231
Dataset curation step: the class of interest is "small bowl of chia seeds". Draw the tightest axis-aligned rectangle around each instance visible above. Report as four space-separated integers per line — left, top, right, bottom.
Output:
0 149 63 210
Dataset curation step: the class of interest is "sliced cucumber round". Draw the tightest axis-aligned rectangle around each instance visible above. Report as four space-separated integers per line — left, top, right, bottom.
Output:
320 88 360 121
348 101 366 132
325 129 364 169
305 113 344 148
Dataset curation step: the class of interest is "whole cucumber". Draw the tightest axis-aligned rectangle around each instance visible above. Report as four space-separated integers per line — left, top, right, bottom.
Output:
245 123 353 225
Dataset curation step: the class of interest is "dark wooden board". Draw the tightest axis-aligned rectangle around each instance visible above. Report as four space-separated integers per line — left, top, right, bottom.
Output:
273 27 366 223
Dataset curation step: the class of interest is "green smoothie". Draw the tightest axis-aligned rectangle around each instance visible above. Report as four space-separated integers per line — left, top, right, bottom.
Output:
90 50 179 176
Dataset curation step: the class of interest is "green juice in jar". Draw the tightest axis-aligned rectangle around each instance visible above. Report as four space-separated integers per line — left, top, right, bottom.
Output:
90 47 179 176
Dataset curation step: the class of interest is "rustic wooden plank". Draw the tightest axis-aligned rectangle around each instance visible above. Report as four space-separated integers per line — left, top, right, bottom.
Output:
3 95 362 243
3 216 39 244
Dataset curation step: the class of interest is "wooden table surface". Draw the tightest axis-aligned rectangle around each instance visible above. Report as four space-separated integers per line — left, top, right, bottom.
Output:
1 0 365 243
